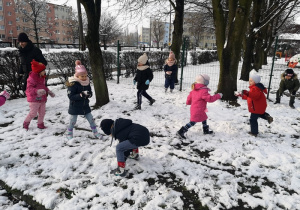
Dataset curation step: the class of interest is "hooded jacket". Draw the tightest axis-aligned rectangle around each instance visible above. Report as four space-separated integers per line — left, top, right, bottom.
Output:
66 77 92 115
26 71 49 103
134 64 153 90
186 83 221 122
111 118 150 146
242 83 267 114
277 73 299 94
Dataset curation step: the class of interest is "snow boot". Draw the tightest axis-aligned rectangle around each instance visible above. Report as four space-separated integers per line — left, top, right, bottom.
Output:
129 148 139 160
165 88 168 93
37 123 47 129
149 99 156 105
248 132 257 137
91 126 103 139
23 121 30 130
289 97 295 109
177 126 188 139
203 126 213 134
110 162 127 177
264 113 273 124
66 128 73 140
274 98 280 104
134 104 141 110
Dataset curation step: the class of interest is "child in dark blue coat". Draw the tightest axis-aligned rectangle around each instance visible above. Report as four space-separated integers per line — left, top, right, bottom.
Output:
164 51 177 93
65 60 102 140
100 118 150 177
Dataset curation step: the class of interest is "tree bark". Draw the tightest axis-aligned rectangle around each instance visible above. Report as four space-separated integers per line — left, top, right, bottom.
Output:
170 0 184 82
79 0 109 107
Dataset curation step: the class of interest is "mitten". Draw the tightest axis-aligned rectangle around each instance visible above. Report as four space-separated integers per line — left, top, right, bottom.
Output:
145 80 150 85
133 80 136 85
48 90 55 97
234 91 242 97
80 91 89 99
218 93 223 98
37 89 46 96
242 90 249 96
0 90 10 100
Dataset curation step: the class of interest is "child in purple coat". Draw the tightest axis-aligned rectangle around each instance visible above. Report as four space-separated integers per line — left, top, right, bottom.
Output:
177 74 222 139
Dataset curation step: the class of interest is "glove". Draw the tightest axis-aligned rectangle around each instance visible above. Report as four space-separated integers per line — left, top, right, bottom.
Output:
48 90 55 97
80 91 90 99
133 80 136 85
234 91 242 97
0 90 10 100
37 89 46 96
242 90 249 96
218 93 223 98
145 80 150 85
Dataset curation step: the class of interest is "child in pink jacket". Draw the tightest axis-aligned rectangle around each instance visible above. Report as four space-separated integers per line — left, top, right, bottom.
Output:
23 60 55 130
177 74 222 139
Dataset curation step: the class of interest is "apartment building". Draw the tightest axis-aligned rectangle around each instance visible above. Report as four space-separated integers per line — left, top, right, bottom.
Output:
0 0 73 44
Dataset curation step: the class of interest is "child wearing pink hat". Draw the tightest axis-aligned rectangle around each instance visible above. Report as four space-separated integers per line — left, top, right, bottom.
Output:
164 51 177 93
65 60 102 140
177 74 222 139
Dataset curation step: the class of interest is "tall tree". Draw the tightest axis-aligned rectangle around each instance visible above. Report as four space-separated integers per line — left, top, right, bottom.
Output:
78 0 109 107
151 18 165 48
212 0 252 101
15 0 49 47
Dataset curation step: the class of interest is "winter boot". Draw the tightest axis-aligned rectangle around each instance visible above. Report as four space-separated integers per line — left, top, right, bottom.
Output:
149 99 156 105
248 132 257 137
274 97 280 104
165 88 168 93
91 126 103 139
289 97 295 109
66 128 73 140
37 123 47 129
265 113 273 124
23 121 30 130
170 89 173 93
177 126 188 139
134 104 141 110
129 148 139 160
203 126 213 134
110 162 127 177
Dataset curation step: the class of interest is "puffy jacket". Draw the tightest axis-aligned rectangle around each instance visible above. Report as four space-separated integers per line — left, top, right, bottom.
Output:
242 83 267 114
18 41 47 91
186 83 221 122
164 64 177 80
277 73 299 94
25 71 49 102
66 79 92 115
134 66 153 90
111 118 150 146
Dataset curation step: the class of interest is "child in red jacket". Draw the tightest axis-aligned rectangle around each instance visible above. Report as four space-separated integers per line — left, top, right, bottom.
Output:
237 71 273 137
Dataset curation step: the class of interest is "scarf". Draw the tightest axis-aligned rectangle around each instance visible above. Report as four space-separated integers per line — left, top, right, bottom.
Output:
137 65 149 71
68 75 90 86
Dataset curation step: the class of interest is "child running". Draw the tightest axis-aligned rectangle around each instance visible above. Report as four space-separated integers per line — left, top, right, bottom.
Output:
177 74 222 139
65 60 102 140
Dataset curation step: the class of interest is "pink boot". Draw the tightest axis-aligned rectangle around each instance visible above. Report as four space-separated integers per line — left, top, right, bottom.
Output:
37 123 47 129
23 121 30 130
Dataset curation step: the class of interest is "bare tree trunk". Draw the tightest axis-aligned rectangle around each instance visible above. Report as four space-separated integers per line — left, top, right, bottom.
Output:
170 0 184 82
79 0 109 107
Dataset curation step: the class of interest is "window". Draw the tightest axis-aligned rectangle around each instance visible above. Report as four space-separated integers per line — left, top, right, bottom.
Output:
17 26 20 30
8 12 12 16
55 22 59 26
55 30 59 34
0 6 2 11
0 16 3 21
8 21 12 25
48 17 51 21
6 2 10 6
56 37 59 41
16 17 19 22
0 25 5 30
1 34 5 39
9 30 13 34
23 18 28 22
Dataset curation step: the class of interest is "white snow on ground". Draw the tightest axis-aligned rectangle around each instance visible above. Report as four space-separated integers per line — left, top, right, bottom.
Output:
0 58 299 209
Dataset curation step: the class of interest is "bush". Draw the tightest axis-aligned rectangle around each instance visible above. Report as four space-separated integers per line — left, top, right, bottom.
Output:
189 50 218 65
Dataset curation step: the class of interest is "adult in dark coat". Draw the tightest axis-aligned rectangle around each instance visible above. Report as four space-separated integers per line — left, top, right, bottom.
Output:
274 69 299 108
18 32 47 91
100 118 150 177
133 53 155 110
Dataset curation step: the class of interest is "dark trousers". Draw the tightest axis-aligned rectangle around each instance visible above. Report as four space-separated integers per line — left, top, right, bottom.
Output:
250 113 269 134
165 77 175 89
137 89 152 105
276 89 295 105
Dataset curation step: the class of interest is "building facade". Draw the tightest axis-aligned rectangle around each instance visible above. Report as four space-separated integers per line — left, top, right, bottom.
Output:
0 0 73 44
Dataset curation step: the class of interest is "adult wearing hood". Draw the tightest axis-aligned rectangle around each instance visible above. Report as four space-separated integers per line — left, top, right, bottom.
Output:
18 32 47 91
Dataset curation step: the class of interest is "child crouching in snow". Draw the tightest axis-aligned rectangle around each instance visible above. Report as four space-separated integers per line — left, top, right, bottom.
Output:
177 74 222 139
236 71 273 137
23 60 55 130
100 118 150 177
65 60 102 140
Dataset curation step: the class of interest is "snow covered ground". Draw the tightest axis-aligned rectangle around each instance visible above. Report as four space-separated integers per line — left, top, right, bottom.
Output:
0 58 299 209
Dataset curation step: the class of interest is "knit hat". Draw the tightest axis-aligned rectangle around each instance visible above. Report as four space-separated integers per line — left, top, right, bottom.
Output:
100 119 114 135
285 68 294 76
31 59 46 73
18 32 30 42
138 53 148 65
249 70 261 84
75 60 87 77
195 74 210 85
169 51 175 60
